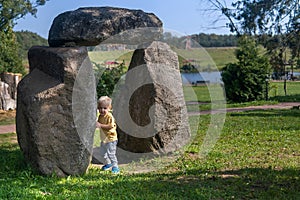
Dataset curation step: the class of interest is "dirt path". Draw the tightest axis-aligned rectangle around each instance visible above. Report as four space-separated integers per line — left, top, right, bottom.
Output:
0 124 16 134
1 102 299 134
188 102 300 116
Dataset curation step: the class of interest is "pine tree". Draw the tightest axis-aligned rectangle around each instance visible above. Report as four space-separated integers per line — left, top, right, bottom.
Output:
221 36 271 102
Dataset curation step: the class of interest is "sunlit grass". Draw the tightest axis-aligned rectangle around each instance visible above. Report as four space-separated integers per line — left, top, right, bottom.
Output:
0 109 299 199
183 81 300 112
0 110 16 125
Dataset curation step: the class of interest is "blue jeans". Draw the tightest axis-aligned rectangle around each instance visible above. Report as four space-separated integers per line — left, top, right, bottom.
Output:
99 140 118 167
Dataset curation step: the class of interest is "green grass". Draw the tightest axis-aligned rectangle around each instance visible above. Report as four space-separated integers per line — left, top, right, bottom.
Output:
205 47 237 69
0 76 299 199
184 81 300 112
174 48 236 71
269 81 300 102
88 47 237 70
1 109 299 199
0 110 16 125
88 50 133 66
184 81 300 103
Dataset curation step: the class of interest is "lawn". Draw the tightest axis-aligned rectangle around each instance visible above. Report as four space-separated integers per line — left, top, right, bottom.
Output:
0 110 16 125
184 81 300 112
88 50 133 67
0 108 299 199
269 81 300 102
167 48 236 71
88 47 237 70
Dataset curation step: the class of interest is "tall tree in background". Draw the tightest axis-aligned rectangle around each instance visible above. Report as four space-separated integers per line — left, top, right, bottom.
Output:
0 25 25 74
208 0 299 36
0 0 47 31
222 36 270 102
0 0 47 74
208 0 299 97
208 0 299 66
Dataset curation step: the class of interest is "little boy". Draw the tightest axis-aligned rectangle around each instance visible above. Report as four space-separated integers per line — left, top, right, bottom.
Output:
96 96 119 174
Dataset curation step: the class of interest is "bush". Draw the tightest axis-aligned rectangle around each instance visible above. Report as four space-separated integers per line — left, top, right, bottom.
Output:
15 31 48 59
221 36 271 102
94 62 127 98
0 27 26 75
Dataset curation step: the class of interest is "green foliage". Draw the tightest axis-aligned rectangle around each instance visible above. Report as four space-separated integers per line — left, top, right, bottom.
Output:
0 26 25 74
218 0 299 36
94 62 127 98
0 1 47 74
180 63 197 73
184 81 300 112
191 33 238 47
210 0 299 81
0 0 47 30
296 59 300 69
15 30 48 59
221 36 271 102
163 32 238 48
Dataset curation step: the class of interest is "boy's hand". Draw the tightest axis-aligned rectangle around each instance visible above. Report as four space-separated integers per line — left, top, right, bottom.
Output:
96 122 101 128
97 122 114 130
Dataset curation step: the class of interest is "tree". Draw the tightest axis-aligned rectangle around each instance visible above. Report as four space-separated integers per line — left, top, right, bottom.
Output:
15 30 48 59
0 25 25 74
0 0 48 74
0 0 47 30
208 0 299 96
94 62 127 98
208 0 299 36
206 0 299 60
221 36 270 102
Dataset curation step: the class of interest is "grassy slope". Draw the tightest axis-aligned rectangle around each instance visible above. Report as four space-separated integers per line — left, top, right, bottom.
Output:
174 47 237 70
88 50 133 67
88 47 237 70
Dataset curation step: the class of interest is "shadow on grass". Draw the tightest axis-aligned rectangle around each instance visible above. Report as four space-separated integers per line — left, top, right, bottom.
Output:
168 167 300 199
0 144 29 177
61 167 299 199
1 134 299 199
229 109 300 118
269 94 300 102
0 146 299 199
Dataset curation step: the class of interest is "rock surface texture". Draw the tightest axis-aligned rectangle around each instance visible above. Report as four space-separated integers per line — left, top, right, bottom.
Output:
17 6 179 174
48 7 162 47
114 41 191 154
0 72 22 110
16 46 96 177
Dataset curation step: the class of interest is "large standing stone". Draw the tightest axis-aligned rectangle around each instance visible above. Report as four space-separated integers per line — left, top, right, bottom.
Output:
48 7 163 47
114 41 190 154
16 46 96 177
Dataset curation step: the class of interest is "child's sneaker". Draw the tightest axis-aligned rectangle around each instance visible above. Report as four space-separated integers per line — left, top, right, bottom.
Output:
101 164 112 171
111 166 120 174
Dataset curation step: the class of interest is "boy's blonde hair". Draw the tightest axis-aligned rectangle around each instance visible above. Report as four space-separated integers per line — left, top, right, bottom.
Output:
98 96 112 109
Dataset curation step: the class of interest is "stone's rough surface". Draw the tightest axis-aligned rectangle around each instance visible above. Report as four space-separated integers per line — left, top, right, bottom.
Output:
0 72 22 110
16 46 96 177
114 41 190 154
48 7 163 47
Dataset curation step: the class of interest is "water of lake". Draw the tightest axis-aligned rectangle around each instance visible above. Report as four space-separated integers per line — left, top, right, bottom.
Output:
182 71 300 85
181 72 222 85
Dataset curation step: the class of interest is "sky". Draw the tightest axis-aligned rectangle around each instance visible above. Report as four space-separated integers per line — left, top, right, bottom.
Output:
13 0 233 39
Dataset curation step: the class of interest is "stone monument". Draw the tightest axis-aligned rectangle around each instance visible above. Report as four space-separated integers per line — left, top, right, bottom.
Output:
16 7 164 176
114 41 190 154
